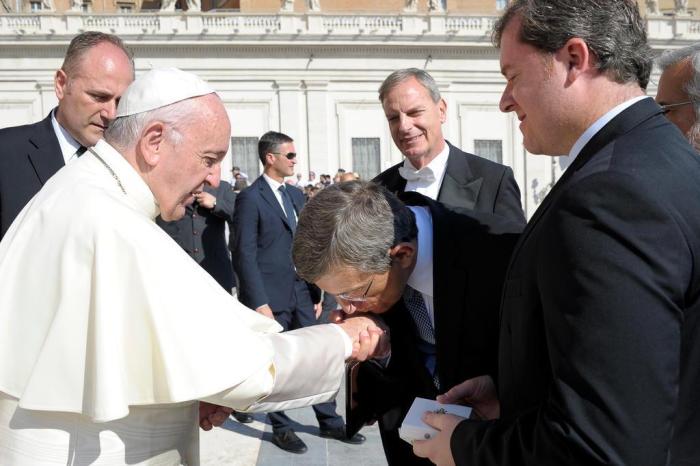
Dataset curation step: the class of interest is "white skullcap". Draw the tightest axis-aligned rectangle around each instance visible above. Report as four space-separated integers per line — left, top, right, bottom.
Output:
116 67 216 117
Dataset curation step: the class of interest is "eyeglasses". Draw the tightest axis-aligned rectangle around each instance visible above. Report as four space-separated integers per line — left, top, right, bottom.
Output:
660 101 693 114
272 152 297 160
336 277 374 304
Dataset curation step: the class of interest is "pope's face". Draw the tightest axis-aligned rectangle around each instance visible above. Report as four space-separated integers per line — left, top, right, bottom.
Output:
54 42 133 147
382 77 447 169
157 95 231 221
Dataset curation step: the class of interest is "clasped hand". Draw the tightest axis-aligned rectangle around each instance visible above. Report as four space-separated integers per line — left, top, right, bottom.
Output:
331 310 390 361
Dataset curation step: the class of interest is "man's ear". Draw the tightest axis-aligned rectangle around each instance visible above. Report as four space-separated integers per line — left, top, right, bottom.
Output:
138 121 167 167
438 98 447 124
389 242 416 269
558 37 592 84
55 69 68 101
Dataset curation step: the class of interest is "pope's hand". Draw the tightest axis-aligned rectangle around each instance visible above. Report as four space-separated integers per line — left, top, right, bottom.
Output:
438 375 500 420
336 313 390 361
412 412 462 466
199 401 233 431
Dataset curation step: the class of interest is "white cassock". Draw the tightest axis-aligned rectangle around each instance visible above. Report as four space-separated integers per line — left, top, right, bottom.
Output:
0 139 347 465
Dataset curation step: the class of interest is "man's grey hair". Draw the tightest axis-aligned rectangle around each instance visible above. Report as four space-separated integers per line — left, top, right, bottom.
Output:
378 68 441 104
657 44 700 127
493 0 653 89
104 97 200 149
292 181 417 283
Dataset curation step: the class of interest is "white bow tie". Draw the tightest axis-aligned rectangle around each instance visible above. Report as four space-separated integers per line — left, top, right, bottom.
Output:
398 165 436 183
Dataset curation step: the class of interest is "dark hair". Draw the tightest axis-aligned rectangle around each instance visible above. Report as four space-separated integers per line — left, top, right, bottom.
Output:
62 31 134 77
293 181 417 283
493 0 652 89
258 131 293 165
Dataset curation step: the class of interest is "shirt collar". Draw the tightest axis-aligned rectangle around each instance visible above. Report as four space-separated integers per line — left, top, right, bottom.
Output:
51 108 82 164
406 205 433 298
90 139 160 220
263 173 285 192
401 141 450 181
568 96 650 160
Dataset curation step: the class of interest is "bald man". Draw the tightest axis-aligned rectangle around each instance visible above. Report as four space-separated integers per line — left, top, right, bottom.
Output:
0 31 134 239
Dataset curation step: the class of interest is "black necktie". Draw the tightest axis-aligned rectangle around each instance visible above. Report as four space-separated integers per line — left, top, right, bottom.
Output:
278 185 297 233
76 146 87 157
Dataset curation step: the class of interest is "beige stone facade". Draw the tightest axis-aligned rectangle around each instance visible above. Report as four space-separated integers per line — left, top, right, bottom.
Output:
3 0 697 16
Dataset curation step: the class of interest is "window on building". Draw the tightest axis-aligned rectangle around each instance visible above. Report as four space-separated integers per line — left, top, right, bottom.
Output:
231 137 261 180
496 0 508 10
474 139 503 164
29 0 41 11
81 0 92 12
118 3 133 12
351 137 381 181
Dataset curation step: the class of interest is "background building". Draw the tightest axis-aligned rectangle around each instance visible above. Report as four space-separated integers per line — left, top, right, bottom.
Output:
0 0 697 216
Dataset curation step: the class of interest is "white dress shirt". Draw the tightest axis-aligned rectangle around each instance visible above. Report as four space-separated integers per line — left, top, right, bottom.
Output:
400 141 450 201
50 109 83 164
568 96 650 161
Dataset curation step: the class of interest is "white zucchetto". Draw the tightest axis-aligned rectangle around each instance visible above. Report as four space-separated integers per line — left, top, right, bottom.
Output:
116 67 216 117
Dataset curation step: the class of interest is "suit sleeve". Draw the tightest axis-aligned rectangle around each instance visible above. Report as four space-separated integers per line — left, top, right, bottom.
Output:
231 188 269 309
210 181 236 222
493 166 526 225
451 172 690 465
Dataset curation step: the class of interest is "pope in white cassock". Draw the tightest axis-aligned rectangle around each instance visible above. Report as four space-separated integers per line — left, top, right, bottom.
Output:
0 68 385 465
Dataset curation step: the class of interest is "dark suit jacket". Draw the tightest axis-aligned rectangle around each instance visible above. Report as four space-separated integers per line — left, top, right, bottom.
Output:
452 98 700 465
157 181 236 291
0 111 63 239
373 141 526 224
356 192 522 466
231 176 306 311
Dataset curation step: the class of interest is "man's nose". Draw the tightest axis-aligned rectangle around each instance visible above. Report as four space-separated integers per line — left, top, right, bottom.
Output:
101 100 118 122
206 166 221 188
499 84 515 113
398 114 412 132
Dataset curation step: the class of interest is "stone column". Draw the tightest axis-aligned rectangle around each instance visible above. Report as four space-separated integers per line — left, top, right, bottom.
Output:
303 80 333 176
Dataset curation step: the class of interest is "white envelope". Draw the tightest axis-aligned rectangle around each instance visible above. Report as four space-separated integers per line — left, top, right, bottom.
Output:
399 397 472 444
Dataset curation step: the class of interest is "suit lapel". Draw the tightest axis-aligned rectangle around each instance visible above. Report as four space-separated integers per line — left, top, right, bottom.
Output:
429 200 466 387
438 143 481 211
27 112 64 185
384 164 407 196
257 177 294 232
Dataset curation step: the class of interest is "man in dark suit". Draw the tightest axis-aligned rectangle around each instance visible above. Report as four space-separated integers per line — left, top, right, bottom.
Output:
374 68 525 225
412 1 700 465
0 31 133 240
292 181 522 465
231 131 365 454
